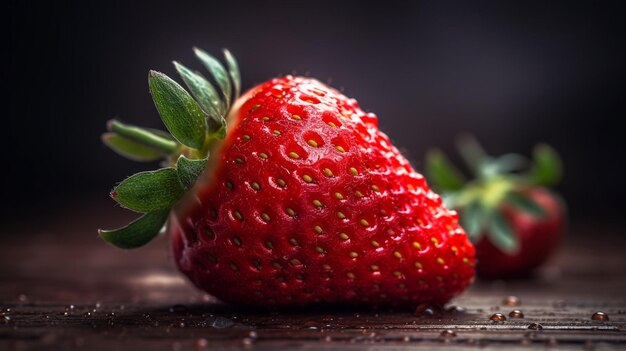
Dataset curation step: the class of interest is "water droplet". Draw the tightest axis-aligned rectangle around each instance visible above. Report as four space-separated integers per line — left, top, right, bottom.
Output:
248 331 258 339
502 296 520 306
527 322 543 330
3 316 11 323
95 302 102 309
64 305 75 312
107 312 116 317
323 335 332 342
489 313 506 322
440 330 457 337
206 316 235 329
509 310 524 318
83 312 91 317
591 311 609 321
403 336 411 342
195 338 208 349
18 294 28 303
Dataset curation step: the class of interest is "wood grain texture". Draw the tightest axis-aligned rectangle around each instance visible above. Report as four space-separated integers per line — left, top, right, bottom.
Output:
1 207 625 350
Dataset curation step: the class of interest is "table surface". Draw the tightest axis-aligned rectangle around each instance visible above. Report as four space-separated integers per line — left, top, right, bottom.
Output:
1 207 625 351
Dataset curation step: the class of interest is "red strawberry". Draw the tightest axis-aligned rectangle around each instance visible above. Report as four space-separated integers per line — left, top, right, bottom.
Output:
100 48 475 308
426 136 566 279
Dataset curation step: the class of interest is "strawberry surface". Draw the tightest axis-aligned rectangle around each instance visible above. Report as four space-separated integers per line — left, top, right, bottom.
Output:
170 76 475 307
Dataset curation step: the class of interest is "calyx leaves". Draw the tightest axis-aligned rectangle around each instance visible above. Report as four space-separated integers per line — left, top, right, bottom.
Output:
99 48 240 249
426 135 562 254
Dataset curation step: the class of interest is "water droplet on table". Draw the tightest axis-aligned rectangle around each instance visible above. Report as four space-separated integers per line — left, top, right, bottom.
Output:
591 311 609 321
509 310 524 318
502 296 520 306
490 313 506 321
440 329 457 337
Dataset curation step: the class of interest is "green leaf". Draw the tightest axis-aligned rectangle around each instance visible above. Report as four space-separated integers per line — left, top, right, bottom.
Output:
176 155 208 190
223 49 241 100
102 133 163 162
505 192 547 218
112 168 184 212
487 211 519 254
193 47 232 107
492 153 528 173
530 143 562 186
425 149 465 191
107 120 179 154
456 134 489 176
146 128 175 140
461 201 486 239
148 71 207 150
99 210 169 249
173 61 225 123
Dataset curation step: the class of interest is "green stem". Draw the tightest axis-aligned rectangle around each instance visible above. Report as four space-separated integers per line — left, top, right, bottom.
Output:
108 119 179 154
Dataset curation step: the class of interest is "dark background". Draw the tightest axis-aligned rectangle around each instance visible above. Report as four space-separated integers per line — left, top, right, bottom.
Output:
4 0 625 232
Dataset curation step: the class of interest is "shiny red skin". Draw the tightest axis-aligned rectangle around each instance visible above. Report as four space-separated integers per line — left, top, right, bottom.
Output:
171 76 475 308
475 188 565 279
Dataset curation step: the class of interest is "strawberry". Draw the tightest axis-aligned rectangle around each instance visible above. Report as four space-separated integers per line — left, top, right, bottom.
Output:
100 47 475 308
425 136 566 279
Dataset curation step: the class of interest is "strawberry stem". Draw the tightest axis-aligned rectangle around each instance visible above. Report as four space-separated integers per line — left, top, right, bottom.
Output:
107 119 179 155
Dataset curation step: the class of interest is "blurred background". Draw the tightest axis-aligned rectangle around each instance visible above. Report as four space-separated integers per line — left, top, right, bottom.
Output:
5 0 625 233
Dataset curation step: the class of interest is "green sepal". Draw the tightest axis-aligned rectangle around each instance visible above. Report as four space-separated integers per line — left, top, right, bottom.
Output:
102 133 163 162
425 149 465 191
223 49 241 100
490 153 528 174
146 128 175 141
456 134 489 176
176 155 208 190
98 210 169 249
111 168 184 212
148 71 208 150
107 120 179 154
487 210 519 254
193 47 232 107
529 143 562 186
505 191 546 218
461 201 486 239
173 61 226 132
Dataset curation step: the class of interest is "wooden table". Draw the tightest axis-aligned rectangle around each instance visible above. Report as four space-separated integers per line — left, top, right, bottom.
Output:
1 206 625 350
